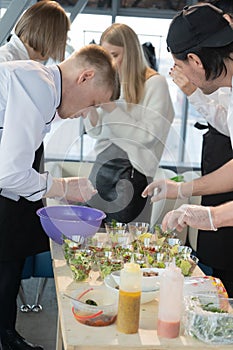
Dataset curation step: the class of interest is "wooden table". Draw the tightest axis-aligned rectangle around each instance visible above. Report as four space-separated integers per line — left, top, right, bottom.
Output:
50 240 232 350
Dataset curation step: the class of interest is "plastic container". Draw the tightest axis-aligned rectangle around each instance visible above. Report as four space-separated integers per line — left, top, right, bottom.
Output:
111 267 163 292
68 285 118 327
36 205 106 244
157 260 184 338
184 293 233 344
117 262 142 334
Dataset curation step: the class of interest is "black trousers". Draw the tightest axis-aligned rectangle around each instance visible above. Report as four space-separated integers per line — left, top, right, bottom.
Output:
0 143 48 337
0 258 25 332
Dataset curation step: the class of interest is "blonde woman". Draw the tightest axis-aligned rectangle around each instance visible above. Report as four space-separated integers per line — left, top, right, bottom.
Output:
84 23 174 224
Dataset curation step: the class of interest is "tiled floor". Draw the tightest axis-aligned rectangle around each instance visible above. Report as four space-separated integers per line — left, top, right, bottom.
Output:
16 277 58 350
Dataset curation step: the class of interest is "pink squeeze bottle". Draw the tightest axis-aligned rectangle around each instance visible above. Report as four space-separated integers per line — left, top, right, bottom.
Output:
157 259 184 338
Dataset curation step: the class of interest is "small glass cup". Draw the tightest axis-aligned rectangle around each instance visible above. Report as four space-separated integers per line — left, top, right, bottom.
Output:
178 245 192 259
167 238 182 247
88 262 103 286
69 249 93 282
105 222 127 235
128 222 150 238
62 237 81 262
133 252 147 268
189 254 199 274
105 222 129 246
94 231 112 249
153 224 176 239
95 252 123 280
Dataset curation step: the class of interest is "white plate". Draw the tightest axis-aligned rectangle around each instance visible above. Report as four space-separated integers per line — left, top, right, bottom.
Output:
104 275 159 304
111 267 164 292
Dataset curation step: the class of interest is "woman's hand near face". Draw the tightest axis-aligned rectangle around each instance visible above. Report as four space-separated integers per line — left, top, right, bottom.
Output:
169 66 197 96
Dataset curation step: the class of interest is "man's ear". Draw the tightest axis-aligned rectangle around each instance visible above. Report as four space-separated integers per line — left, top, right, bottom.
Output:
187 53 203 69
77 69 95 84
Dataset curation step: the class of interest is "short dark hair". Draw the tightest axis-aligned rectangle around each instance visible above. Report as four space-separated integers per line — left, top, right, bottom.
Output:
174 42 233 81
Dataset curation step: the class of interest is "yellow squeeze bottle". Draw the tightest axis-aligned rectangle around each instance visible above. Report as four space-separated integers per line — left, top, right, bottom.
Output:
117 261 142 334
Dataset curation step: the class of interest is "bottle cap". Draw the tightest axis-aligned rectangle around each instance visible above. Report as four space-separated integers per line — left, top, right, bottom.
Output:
124 262 141 273
163 258 183 278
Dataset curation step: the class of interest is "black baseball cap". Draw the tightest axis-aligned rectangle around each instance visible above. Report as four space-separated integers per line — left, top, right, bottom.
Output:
167 3 233 54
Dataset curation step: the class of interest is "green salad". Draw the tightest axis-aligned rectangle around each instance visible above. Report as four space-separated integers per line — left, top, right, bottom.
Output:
63 230 197 282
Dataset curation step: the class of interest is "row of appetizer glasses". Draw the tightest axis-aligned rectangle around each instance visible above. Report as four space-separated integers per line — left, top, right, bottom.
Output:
62 222 199 283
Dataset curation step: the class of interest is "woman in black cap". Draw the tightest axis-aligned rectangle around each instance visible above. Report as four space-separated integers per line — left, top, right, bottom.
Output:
142 2 233 297
168 0 233 285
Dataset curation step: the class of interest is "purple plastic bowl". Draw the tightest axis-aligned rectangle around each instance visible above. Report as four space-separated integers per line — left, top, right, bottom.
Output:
36 205 106 245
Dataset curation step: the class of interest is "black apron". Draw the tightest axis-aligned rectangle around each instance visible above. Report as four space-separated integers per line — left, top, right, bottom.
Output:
0 143 49 261
197 124 233 270
87 143 152 224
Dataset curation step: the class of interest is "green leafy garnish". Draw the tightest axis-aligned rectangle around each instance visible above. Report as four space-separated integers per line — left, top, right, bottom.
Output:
201 302 226 313
111 219 117 228
170 175 184 182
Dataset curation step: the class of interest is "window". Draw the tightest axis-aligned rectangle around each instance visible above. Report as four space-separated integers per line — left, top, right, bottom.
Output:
44 0 203 169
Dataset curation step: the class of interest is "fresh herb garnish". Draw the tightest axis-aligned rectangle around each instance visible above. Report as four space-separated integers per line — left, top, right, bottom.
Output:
201 302 226 313
111 219 117 228
170 175 184 182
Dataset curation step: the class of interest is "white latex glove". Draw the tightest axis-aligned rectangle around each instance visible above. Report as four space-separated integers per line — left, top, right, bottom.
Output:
162 204 217 232
45 177 97 203
142 179 181 202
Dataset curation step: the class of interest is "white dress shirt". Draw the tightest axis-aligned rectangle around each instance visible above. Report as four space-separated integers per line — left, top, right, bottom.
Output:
0 34 30 62
0 60 61 201
188 87 231 137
